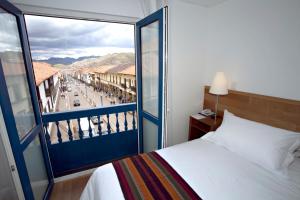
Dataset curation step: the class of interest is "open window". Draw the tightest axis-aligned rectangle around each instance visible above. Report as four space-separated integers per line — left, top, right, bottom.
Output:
25 15 136 113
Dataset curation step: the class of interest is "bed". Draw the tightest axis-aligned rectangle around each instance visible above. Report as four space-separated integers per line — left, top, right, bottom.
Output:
81 88 300 200
81 134 300 200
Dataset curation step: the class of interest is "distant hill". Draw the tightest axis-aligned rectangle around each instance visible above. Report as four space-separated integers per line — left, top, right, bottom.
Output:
70 53 135 69
33 53 135 74
34 55 100 65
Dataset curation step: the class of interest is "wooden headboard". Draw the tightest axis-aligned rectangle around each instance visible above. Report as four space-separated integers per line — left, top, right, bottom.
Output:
203 86 300 132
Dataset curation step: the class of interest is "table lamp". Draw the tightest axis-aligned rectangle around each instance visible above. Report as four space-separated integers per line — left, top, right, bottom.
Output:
209 72 228 122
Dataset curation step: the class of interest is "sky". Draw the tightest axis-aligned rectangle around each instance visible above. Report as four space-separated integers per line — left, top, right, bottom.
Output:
24 15 135 60
0 11 23 53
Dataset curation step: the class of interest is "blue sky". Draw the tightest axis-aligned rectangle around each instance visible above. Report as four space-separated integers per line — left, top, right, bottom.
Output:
25 15 135 60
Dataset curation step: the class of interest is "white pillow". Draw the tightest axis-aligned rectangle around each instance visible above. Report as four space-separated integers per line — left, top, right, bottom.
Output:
213 110 300 174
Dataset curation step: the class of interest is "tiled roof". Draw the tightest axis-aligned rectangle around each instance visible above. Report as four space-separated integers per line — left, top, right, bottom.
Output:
117 64 135 75
33 62 60 86
78 67 93 74
106 64 135 75
92 65 116 73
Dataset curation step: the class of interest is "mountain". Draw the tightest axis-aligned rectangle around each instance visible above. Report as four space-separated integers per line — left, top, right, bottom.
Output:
34 55 100 65
33 53 135 73
70 53 135 69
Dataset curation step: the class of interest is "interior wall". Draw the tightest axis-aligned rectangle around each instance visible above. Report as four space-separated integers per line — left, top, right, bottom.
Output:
167 0 300 146
166 0 208 146
204 0 300 101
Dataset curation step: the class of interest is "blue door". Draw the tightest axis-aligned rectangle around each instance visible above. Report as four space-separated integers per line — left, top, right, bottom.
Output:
0 1 53 199
136 8 167 153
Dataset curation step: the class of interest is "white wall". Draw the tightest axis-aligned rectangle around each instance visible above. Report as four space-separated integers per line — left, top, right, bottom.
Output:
38 83 47 110
204 0 300 101
166 0 300 146
166 0 208 146
53 74 58 86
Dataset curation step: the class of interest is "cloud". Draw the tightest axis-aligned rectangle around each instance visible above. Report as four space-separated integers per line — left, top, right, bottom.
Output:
24 15 135 59
0 13 23 52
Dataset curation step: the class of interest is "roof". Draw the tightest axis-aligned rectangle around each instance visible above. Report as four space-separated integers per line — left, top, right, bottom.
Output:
33 62 60 86
92 65 116 74
106 64 135 75
77 67 93 74
117 64 135 75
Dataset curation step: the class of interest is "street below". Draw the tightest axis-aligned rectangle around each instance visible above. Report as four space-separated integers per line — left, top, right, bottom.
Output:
50 77 136 143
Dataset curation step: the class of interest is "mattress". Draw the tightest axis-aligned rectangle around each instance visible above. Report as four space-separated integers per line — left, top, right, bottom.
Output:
80 136 300 200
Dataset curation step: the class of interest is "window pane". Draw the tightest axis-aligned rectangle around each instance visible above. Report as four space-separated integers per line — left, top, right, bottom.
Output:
0 107 19 200
141 21 159 117
23 135 49 200
0 8 36 139
143 118 158 153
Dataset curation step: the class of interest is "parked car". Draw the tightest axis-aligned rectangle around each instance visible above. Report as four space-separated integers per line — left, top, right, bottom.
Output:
74 92 79 96
73 99 80 106
90 116 103 125
67 87 72 92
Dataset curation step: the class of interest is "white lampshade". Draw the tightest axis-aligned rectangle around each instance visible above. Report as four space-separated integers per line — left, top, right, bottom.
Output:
209 72 228 95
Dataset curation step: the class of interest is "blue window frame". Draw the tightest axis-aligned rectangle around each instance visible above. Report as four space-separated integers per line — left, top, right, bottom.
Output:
136 8 166 153
0 1 53 199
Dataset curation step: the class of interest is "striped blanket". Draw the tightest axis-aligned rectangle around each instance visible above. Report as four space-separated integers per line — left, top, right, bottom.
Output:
112 152 201 200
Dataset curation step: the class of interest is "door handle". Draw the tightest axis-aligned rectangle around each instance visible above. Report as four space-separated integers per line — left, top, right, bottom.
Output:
10 165 16 172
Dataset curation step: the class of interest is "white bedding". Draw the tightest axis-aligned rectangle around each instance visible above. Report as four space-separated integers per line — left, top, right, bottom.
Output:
81 136 300 200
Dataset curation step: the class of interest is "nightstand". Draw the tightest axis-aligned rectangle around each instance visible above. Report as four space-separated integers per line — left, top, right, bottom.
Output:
188 115 222 141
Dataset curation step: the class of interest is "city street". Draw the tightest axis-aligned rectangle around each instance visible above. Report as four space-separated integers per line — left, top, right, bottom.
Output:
50 77 136 143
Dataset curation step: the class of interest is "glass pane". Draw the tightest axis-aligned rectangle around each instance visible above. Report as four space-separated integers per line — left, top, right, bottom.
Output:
143 118 158 153
141 21 159 117
23 135 49 200
0 107 19 200
0 8 36 139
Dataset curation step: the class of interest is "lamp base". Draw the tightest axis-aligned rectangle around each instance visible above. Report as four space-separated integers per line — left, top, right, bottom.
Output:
214 95 219 124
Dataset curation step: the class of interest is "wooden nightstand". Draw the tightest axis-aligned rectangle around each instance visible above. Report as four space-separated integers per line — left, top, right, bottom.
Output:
188 115 222 141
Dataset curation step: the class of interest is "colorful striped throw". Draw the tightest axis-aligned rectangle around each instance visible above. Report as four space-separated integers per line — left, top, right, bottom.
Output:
112 152 202 200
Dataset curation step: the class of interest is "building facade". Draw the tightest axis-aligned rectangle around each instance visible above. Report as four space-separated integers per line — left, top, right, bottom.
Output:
33 62 60 113
74 64 136 104
93 64 136 103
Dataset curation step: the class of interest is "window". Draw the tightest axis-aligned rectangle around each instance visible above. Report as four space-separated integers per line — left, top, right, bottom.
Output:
25 15 136 113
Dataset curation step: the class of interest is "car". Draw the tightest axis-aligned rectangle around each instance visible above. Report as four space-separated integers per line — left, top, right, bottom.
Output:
74 92 79 96
73 99 80 106
90 116 103 125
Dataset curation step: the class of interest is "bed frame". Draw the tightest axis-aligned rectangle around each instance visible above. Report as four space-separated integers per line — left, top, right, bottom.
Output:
203 86 300 132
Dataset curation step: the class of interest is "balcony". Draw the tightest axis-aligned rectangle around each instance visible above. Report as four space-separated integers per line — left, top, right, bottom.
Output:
42 103 138 177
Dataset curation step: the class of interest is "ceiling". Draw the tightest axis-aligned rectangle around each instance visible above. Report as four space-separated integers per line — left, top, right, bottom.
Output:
180 0 228 7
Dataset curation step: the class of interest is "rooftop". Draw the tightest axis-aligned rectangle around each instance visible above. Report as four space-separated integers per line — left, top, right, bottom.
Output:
33 62 60 86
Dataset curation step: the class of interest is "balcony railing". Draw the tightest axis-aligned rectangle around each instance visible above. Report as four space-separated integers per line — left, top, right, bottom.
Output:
42 103 138 177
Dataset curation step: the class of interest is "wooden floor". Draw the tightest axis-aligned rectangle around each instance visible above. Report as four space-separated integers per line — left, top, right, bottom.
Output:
50 174 91 200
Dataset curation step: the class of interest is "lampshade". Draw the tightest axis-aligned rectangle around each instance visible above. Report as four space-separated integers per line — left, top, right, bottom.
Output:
209 72 228 95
